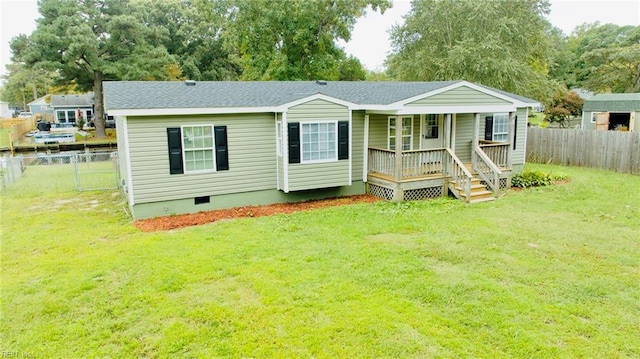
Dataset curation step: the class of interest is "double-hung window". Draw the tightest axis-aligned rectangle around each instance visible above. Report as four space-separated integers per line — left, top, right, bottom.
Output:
301 122 336 162
388 116 413 150
167 125 228 175
182 125 215 172
492 113 509 142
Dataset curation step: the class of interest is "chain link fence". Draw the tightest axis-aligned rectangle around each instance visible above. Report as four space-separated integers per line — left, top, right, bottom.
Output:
1 150 120 192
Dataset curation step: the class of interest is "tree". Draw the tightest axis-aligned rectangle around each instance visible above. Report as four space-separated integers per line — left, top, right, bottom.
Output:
225 0 390 80
1 35 54 108
572 24 640 93
386 0 558 101
134 0 241 81
544 90 584 127
26 0 179 137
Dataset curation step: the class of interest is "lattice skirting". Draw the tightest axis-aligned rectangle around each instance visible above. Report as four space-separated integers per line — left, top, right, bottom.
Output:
403 186 444 201
480 177 510 190
367 183 395 201
367 183 444 201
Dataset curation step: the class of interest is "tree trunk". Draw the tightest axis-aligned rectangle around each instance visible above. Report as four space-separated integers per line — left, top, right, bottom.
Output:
93 71 106 138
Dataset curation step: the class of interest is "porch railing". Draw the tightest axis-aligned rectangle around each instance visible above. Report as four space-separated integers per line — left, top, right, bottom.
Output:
479 141 509 169
473 146 502 197
444 148 472 201
368 147 446 179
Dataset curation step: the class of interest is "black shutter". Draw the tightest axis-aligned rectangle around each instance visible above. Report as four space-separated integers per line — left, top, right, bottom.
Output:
288 122 300 164
513 116 518 150
214 126 229 171
167 127 183 174
484 116 494 141
338 121 349 160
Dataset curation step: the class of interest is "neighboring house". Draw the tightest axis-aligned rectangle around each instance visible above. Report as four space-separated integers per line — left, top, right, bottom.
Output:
104 80 539 219
27 95 53 119
0 101 11 118
51 93 94 124
582 93 639 132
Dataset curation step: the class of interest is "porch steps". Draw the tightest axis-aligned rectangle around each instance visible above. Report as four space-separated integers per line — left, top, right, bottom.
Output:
450 178 495 203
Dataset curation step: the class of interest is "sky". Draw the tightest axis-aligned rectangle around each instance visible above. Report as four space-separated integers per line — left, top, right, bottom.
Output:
1 0 640 79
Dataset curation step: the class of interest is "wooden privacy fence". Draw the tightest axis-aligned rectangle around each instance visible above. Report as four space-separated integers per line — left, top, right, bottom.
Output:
526 128 640 175
1 117 37 150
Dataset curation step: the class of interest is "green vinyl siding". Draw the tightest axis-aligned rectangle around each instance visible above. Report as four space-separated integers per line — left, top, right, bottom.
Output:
455 113 474 162
368 114 388 148
477 108 528 166
513 108 527 166
407 86 511 106
288 161 350 191
127 113 276 204
287 98 349 120
286 99 350 191
367 114 420 150
351 111 365 181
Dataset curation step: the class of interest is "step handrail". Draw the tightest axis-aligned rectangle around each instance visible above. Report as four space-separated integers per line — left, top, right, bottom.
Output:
473 146 502 197
445 148 473 201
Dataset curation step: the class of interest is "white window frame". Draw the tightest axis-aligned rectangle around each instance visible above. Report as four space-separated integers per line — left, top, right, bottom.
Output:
492 113 509 142
300 121 338 164
388 116 413 150
276 121 282 156
181 124 216 174
591 112 603 123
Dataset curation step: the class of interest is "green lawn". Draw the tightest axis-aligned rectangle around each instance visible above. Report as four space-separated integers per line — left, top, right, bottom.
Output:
1 164 639 358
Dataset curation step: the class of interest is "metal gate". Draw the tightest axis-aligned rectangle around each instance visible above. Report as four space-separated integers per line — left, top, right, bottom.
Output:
1 151 120 192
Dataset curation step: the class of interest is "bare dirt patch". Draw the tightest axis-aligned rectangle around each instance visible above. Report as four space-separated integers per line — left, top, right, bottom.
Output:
134 195 381 232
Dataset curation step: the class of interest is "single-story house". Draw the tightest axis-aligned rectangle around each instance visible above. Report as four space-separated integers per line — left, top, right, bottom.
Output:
104 80 539 219
51 93 94 124
582 93 639 132
27 95 53 119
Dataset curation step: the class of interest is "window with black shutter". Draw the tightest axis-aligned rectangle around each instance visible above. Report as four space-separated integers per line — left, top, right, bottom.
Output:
288 122 300 164
167 127 183 174
484 116 494 141
513 116 518 150
214 126 229 171
338 121 349 160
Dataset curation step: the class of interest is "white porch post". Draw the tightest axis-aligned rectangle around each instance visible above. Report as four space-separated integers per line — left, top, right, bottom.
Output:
394 115 403 201
508 111 515 169
363 114 369 183
473 113 480 147
444 113 452 148
394 115 403 182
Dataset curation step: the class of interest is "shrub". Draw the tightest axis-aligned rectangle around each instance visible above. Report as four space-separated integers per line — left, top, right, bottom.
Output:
512 170 553 188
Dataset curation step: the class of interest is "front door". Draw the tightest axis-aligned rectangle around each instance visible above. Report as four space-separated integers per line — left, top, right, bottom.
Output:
421 114 443 149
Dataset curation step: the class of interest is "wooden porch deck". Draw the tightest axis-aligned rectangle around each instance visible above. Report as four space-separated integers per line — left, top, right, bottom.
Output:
366 145 512 202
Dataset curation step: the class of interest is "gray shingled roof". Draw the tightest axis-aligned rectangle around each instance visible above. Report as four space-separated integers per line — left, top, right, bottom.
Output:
103 80 538 110
583 93 640 112
51 93 94 107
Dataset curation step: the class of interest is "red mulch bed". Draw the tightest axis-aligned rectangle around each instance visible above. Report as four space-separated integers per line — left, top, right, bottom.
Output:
134 194 381 232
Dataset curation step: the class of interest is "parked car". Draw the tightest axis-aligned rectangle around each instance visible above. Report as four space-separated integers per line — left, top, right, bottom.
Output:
18 112 34 118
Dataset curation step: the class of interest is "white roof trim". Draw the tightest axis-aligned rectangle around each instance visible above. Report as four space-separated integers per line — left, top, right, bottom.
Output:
276 93 355 110
391 81 537 108
107 106 281 117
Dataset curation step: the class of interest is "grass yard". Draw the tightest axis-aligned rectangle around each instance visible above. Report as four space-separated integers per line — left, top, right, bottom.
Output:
1 164 639 358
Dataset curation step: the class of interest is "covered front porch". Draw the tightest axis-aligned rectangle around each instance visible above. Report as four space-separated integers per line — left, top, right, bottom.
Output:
363 112 517 203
